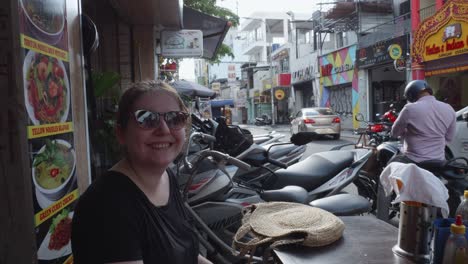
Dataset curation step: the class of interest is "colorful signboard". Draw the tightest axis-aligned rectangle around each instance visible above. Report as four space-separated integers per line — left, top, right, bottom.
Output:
319 45 356 86
18 0 77 262
412 0 468 64
357 35 408 68
422 20 468 62
318 45 360 128
275 89 285 100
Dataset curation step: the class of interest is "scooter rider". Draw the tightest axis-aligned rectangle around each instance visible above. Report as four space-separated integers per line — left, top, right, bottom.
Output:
390 80 456 164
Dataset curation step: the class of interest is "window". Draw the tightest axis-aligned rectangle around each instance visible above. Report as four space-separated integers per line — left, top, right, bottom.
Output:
336 32 348 48
297 29 312 44
256 27 263 41
280 58 289 73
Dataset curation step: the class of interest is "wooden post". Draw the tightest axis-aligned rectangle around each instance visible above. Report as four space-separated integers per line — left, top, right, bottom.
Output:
0 0 37 263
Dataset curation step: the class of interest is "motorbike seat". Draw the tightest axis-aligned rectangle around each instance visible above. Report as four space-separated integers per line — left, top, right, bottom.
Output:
260 185 308 204
310 193 371 216
272 150 355 191
417 160 445 171
417 159 468 180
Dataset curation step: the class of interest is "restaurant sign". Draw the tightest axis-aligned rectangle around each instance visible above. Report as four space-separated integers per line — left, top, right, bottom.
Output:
412 1 468 64
422 20 468 62
357 35 408 68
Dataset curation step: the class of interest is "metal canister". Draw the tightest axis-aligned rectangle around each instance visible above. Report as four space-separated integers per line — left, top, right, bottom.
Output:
392 201 437 263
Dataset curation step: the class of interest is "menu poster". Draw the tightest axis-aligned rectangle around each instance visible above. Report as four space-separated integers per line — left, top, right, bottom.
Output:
18 0 76 263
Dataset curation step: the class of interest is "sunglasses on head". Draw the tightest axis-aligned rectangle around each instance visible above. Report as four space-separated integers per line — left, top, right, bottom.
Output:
133 110 189 130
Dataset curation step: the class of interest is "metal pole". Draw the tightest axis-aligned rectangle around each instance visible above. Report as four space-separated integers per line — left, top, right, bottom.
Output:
264 20 275 125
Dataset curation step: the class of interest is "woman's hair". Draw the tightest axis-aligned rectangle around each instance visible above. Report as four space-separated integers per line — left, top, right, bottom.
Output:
116 80 190 130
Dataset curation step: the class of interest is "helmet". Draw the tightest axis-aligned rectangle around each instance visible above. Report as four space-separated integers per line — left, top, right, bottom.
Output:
404 80 433 103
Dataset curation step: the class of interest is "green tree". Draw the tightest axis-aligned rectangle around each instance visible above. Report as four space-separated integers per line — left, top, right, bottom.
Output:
185 0 239 64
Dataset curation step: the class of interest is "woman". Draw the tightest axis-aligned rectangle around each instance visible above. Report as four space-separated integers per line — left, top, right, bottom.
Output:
72 81 212 264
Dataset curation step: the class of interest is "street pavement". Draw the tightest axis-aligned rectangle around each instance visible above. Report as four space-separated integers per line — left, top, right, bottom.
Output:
239 124 360 157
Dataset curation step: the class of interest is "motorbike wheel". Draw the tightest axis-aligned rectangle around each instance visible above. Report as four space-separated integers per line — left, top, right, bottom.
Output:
354 176 378 212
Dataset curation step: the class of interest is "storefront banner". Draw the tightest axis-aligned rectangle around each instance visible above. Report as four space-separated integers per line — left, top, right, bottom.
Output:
292 65 313 84
319 45 357 87
422 20 468 62
18 0 76 262
357 35 408 68
412 0 468 63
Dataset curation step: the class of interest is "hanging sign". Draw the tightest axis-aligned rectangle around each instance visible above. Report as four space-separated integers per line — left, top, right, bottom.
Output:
275 89 285 100
388 44 403 60
161 30 203 57
394 58 406 72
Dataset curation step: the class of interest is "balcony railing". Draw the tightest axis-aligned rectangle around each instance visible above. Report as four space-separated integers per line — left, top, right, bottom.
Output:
359 13 410 48
419 4 436 22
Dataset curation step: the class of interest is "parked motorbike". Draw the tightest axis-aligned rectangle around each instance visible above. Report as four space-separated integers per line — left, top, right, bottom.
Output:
190 114 306 177
254 114 272 126
351 113 468 219
178 132 371 263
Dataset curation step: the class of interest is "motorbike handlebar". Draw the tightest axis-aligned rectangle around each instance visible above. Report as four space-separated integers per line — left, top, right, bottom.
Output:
267 157 288 169
196 150 252 171
200 134 217 143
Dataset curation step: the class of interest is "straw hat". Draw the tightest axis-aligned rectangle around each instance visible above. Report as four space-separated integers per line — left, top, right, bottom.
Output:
237 202 345 248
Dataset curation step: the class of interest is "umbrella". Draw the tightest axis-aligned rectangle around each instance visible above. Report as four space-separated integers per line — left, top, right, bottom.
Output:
170 80 216 98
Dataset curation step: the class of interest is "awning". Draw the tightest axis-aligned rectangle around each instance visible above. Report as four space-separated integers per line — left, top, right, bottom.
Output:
210 99 234 107
183 7 231 60
108 0 183 27
170 80 216 98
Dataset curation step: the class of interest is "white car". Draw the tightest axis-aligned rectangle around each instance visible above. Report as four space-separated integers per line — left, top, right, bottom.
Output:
446 106 468 160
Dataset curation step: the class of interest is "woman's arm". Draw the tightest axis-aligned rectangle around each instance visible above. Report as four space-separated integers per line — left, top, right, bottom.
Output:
198 254 213 264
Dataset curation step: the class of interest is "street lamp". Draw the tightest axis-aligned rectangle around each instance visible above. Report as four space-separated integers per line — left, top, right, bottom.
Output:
241 17 276 125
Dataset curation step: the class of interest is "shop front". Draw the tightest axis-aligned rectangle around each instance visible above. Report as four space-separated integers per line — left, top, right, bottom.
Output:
272 73 292 124
357 34 409 119
318 45 358 129
291 65 315 114
412 0 468 111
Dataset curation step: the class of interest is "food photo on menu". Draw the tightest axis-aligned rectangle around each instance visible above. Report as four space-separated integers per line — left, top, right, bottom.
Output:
36 207 74 261
23 50 70 125
20 0 67 47
31 137 77 210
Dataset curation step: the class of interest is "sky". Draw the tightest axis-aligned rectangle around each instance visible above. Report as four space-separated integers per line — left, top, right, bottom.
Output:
178 0 331 82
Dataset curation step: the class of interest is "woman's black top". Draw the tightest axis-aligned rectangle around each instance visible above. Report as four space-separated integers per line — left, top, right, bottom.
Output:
71 170 198 264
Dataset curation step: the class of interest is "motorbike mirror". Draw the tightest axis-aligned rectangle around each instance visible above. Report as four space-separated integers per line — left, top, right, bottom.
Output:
355 113 365 122
389 103 394 108
290 132 319 146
